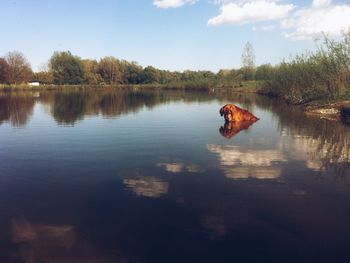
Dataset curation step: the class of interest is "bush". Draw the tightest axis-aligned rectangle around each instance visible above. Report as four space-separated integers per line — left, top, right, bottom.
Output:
263 31 350 104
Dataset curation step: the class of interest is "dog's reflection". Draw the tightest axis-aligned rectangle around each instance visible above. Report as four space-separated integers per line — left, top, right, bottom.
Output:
219 120 256 139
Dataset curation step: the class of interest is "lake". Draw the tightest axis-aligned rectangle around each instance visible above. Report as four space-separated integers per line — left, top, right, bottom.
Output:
0 88 350 263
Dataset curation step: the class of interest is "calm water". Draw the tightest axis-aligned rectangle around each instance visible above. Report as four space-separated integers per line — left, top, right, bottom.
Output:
0 88 350 263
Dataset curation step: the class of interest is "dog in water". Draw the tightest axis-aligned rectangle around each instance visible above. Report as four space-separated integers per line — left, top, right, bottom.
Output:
219 104 259 123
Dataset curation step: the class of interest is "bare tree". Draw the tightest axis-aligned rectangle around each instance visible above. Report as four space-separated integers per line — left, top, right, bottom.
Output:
5 51 33 84
241 42 255 68
241 42 256 80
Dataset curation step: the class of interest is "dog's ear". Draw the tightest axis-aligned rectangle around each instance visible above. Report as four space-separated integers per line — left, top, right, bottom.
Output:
219 106 225 116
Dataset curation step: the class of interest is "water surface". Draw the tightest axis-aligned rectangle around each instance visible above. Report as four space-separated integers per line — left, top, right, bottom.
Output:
0 88 350 263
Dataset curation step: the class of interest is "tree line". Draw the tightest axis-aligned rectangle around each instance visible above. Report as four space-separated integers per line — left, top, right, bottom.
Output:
0 47 266 86
2 31 348 105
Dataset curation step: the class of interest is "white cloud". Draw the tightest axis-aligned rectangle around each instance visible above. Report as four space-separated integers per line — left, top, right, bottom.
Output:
261 25 276 31
252 24 276 31
153 0 197 8
312 0 331 8
210 0 231 5
282 0 350 40
208 1 295 26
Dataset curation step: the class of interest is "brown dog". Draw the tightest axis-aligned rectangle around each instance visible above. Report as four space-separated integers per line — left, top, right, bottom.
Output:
220 104 259 122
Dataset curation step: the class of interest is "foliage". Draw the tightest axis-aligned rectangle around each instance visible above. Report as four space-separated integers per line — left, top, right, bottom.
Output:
255 64 274 81
98 56 123 84
32 71 53 84
140 66 161 84
2 51 32 84
263 31 350 104
82 59 102 85
4 32 350 105
123 61 143 84
50 51 85 85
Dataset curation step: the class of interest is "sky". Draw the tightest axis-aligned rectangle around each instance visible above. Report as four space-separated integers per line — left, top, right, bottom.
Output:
0 0 349 72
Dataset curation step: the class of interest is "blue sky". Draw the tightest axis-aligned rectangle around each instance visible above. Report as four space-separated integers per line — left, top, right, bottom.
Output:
0 0 349 72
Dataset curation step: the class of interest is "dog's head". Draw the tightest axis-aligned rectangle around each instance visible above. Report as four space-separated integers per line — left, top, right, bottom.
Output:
220 104 235 115
220 104 236 121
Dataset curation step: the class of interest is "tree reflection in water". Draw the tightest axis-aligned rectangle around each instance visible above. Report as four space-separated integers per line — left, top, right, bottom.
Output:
253 95 350 179
1 89 350 262
0 89 349 179
10 218 127 263
0 93 35 127
37 89 220 125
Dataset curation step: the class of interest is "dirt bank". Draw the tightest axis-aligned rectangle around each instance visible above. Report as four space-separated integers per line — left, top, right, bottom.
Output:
302 100 350 122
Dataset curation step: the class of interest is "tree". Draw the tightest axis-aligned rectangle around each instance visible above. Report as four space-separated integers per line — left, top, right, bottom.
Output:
82 59 103 84
241 42 255 69
50 51 85 85
140 66 161 84
241 42 256 81
181 70 198 82
0 58 9 84
124 61 143 84
32 71 54 84
4 51 33 84
98 57 123 84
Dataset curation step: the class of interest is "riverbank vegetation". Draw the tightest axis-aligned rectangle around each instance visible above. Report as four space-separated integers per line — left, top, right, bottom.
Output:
0 31 349 107
260 31 350 105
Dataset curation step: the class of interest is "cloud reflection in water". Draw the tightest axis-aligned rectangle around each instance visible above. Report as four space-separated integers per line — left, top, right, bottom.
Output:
156 162 205 173
123 176 169 198
207 144 286 180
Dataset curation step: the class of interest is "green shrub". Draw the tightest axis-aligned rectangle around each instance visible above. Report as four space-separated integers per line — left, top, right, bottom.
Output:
263 31 350 104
